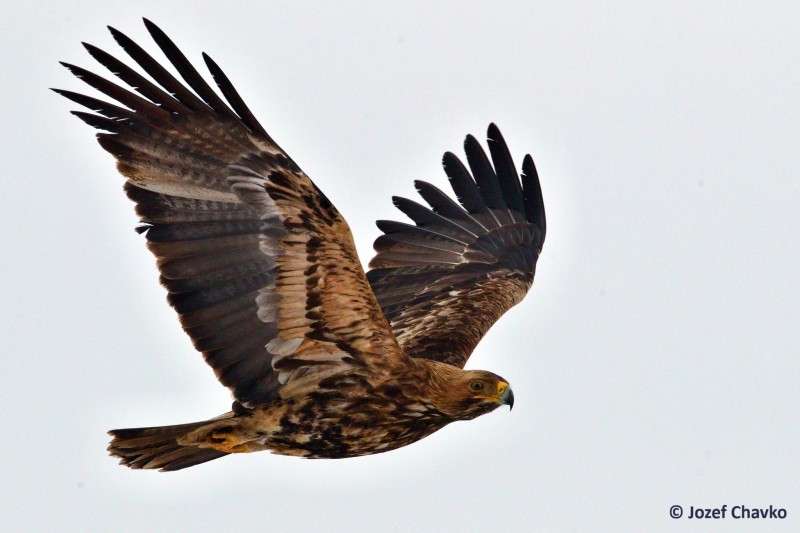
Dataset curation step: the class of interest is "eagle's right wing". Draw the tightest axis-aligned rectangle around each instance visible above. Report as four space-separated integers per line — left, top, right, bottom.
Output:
57 19 405 407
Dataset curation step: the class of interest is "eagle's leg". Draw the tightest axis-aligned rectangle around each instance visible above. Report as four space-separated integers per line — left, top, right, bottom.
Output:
207 428 251 453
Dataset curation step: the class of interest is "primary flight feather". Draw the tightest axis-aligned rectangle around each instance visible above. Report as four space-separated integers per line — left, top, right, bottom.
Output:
56 19 546 471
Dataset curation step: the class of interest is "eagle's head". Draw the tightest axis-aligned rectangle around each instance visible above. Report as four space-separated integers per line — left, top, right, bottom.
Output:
426 362 514 420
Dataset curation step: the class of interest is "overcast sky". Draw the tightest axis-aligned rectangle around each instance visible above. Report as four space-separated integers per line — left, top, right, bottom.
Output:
2 2 798 531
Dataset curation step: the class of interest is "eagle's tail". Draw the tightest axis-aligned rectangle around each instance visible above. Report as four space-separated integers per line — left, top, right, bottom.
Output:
108 415 236 471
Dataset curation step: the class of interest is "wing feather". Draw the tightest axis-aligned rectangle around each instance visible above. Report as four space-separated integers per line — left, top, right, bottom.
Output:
464 134 506 212
486 123 525 213
413 180 489 234
202 52 270 139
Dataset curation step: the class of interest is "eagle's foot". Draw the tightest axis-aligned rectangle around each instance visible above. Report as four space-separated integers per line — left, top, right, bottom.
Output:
207 429 249 453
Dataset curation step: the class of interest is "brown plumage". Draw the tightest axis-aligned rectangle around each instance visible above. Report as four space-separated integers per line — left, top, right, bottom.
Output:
57 19 546 471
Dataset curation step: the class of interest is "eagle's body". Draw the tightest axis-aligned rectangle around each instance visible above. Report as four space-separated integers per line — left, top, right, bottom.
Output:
57 19 545 471
181 360 499 460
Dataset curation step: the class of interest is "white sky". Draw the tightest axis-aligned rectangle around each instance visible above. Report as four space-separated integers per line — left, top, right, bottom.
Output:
2 2 799 531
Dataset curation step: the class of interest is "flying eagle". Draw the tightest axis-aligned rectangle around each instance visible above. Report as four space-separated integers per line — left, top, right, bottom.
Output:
56 19 546 471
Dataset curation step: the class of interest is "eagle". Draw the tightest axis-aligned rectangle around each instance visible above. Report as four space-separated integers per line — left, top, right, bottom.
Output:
56 19 546 471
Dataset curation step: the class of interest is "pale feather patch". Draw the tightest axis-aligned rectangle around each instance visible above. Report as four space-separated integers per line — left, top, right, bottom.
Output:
266 337 302 357
278 366 346 396
255 289 280 322
128 178 240 203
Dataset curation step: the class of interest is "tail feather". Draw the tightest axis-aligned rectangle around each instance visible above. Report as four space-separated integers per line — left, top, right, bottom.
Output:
108 418 231 471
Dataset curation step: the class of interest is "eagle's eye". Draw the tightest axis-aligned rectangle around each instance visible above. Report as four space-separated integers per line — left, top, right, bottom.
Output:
469 381 484 392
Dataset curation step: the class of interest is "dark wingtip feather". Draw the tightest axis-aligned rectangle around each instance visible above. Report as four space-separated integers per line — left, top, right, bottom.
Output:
70 110 117 131
486 124 524 212
202 51 270 138
521 154 546 247
141 17 160 35
486 123 501 147
464 133 506 210
442 151 488 215
414 180 473 222
392 196 445 228
59 61 79 74
106 25 131 49
81 41 112 65
54 88 135 122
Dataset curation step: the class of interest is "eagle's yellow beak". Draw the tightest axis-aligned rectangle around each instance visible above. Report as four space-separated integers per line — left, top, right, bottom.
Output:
498 381 514 410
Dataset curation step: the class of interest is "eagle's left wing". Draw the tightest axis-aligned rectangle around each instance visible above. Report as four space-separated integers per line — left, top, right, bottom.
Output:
367 125 546 368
